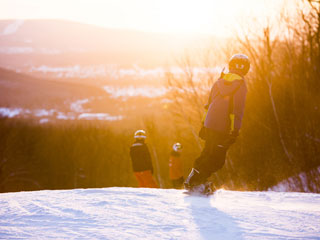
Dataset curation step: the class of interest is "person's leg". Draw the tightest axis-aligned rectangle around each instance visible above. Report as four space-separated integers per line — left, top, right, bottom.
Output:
142 170 159 188
134 172 146 187
184 131 228 189
206 145 227 173
184 143 212 189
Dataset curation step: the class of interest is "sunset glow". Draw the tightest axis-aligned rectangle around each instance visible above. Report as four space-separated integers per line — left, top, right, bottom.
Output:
0 0 291 36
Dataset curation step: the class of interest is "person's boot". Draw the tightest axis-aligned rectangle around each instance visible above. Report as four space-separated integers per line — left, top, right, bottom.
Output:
203 181 214 195
184 168 203 190
185 180 214 195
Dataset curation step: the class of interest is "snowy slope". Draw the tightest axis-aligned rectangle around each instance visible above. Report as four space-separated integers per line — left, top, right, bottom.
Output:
0 188 319 240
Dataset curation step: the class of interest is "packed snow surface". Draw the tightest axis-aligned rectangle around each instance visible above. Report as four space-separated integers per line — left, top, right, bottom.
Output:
0 188 319 239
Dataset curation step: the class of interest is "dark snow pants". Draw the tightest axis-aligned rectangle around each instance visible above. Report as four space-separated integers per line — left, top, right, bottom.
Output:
193 130 229 183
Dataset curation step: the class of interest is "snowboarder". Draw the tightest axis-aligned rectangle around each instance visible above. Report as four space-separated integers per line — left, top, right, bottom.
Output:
169 143 184 189
184 54 250 195
130 130 158 188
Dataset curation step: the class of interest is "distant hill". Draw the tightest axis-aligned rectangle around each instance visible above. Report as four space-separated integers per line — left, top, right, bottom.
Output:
0 19 216 70
0 67 169 121
0 67 105 110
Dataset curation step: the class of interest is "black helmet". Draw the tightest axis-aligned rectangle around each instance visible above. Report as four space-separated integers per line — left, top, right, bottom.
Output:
229 54 250 76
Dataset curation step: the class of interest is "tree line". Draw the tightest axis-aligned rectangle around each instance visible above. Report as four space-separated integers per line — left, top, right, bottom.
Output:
1 0 320 193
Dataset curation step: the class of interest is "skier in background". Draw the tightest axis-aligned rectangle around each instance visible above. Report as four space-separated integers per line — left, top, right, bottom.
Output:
169 143 184 189
130 130 158 188
184 54 250 194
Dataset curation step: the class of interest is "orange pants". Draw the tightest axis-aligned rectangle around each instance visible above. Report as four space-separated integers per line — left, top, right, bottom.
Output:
134 170 159 188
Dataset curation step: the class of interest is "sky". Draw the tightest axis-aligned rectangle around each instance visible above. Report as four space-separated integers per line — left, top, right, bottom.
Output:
0 0 293 36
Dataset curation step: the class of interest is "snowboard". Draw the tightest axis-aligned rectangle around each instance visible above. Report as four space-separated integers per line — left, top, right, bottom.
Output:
183 182 215 197
183 190 214 197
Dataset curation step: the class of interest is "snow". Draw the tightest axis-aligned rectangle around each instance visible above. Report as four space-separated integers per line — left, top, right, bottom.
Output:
0 107 57 119
29 65 166 79
0 47 61 55
270 166 320 193
0 107 23 118
2 20 24 35
34 109 56 117
29 65 112 78
0 107 123 122
0 188 319 239
119 65 165 78
39 118 49 124
27 64 221 79
70 98 90 113
78 113 123 121
0 47 34 54
103 86 168 98
56 112 74 120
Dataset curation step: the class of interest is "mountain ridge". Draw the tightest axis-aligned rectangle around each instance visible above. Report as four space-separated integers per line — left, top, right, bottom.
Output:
0 67 104 109
0 19 218 69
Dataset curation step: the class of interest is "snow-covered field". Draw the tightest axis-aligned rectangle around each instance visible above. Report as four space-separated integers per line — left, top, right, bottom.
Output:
0 188 319 240
0 107 123 123
103 85 168 98
0 100 124 123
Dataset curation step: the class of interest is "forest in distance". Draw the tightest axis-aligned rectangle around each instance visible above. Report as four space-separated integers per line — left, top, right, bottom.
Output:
1 0 320 193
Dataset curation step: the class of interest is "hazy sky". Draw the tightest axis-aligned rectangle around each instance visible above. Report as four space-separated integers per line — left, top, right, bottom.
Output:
0 0 292 36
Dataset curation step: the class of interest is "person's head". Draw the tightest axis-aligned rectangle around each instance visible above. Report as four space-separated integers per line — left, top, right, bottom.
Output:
134 129 146 142
228 54 250 76
173 142 183 152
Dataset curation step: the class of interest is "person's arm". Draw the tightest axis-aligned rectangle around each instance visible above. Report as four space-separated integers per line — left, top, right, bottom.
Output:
144 145 154 174
232 82 247 133
202 82 219 124
222 82 247 148
205 83 215 109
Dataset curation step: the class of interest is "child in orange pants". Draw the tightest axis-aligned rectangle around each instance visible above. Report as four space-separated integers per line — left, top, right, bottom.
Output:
130 130 158 188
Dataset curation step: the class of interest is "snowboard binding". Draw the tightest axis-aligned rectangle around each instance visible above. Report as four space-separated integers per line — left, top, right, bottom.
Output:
184 169 214 196
184 181 213 196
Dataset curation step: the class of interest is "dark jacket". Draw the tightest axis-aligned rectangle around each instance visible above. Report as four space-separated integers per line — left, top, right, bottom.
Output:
130 140 153 173
204 73 247 133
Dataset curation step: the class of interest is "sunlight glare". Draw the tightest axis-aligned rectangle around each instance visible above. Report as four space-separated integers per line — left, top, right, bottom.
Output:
0 0 291 36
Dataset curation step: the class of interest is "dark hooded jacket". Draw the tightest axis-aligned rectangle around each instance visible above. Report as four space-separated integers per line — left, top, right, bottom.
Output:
130 140 154 173
204 72 247 133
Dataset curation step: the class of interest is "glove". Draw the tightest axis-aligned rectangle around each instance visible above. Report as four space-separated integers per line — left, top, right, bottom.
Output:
221 130 239 148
